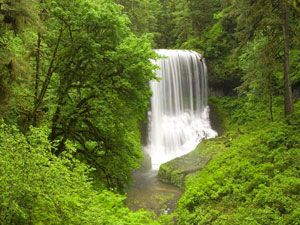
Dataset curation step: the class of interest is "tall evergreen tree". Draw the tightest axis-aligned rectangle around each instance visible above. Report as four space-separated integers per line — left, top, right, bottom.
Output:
234 0 300 116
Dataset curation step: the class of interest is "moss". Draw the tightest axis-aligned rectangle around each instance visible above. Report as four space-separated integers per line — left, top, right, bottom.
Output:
157 97 249 189
157 97 231 189
158 137 227 189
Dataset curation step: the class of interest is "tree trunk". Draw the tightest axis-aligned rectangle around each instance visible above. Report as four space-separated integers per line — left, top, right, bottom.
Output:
33 32 41 127
23 29 63 133
282 5 294 116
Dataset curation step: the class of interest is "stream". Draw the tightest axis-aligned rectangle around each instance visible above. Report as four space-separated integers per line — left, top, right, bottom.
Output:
125 167 182 216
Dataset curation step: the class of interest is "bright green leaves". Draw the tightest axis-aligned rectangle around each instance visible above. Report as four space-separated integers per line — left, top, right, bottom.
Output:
176 98 300 225
238 36 282 93
113 35 158 118
0 122 163 224
32 0 158 191
1 0 158 193
290 49 300 85
115 0 160 36
0 0 40 110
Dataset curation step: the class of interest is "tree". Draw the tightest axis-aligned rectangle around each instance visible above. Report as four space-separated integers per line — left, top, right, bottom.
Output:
233 0 300 116
0 0 39 115
0 122 166 224
35 0 157 190
115 0 163 46
238 36 282 121
1 0 159 191
154 0 177 48
282 2 294 115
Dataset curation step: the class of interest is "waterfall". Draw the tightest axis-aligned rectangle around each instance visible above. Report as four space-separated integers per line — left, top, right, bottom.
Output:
146 50 217 169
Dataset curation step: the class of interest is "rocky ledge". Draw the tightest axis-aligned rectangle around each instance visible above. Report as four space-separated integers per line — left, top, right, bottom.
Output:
158 98 227 189
158 137 227 189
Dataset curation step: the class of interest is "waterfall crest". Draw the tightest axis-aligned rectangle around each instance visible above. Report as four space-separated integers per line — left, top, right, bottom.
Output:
146 50 217 169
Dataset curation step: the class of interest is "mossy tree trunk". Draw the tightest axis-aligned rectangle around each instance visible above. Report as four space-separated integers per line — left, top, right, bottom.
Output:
282 3 294 116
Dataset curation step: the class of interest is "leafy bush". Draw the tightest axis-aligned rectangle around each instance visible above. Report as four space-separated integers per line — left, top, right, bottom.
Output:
176 98 300 224
0 122 166 225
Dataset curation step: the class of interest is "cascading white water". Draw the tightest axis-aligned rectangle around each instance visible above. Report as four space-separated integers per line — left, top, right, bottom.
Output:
146 49 217 169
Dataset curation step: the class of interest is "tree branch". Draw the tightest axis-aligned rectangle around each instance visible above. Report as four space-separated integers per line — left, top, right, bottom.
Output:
33 28 64 119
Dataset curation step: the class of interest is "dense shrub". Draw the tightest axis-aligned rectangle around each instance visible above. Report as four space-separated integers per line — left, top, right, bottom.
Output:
176 98 300 224
0 122 167 225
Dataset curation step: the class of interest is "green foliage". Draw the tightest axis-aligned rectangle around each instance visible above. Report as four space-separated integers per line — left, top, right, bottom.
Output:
238 37 282 92
143 0 300 98
1 0 300 224
176 97 300 224
150 0 241 92
172 0 194 48
233 0 300 115
0 0 39 112
197 6 240 91
0 0 166 214
0 0 159 191
115 0 163 46
158 137 227 189
290 49 300 85
0 121 168 224
237 36 284 120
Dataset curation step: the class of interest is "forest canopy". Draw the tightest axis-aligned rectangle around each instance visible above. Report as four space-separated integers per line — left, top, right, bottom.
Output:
118 0 300 106
0 0 165 224
0 0 159 190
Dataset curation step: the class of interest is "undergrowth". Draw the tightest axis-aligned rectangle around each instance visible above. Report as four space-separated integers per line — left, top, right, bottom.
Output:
176 97 300 225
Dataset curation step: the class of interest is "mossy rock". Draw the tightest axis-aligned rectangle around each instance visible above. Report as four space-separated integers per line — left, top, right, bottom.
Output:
158 137 227 189
158 96 229 189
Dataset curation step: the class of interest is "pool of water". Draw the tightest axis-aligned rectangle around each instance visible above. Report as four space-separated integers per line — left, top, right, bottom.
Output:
125 168 183 216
